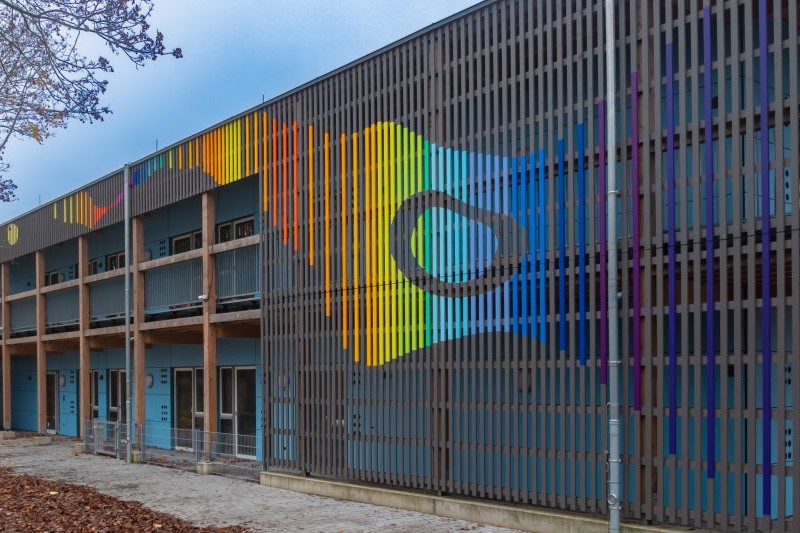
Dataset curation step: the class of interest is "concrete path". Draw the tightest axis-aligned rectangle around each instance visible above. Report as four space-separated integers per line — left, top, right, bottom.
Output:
0 437 519 533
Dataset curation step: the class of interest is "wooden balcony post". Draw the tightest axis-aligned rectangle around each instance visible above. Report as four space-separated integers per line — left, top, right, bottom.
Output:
202 192 218 440
35 251 46 433
78 236 90 436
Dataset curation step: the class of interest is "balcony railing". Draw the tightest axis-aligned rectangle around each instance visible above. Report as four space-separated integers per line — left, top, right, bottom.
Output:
45 287 79 332
144 258 202 318
9 297 36 337
215 245 259 310
89 277 126 326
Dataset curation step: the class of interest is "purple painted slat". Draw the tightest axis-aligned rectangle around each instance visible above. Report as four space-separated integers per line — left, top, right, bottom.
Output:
599 101 608 385
666 42 678 455
632 72 641 411
703 6 716 480
758 0 772 514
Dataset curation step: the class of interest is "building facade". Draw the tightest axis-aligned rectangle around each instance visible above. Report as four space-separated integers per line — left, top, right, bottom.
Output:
1 1 798 531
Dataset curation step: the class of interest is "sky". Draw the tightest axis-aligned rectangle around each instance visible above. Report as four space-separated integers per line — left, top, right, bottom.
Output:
2 0 481 221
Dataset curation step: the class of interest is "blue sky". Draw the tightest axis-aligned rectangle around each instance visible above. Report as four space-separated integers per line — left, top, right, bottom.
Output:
2 0 480 220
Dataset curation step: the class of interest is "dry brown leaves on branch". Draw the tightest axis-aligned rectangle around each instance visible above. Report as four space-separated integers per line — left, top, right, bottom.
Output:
0 467 244 532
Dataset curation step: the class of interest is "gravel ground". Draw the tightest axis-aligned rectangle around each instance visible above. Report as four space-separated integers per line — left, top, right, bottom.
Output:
0 437 519 533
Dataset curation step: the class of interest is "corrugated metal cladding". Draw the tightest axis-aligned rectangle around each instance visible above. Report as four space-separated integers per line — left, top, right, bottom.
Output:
1 171 124 261
0 0 797 530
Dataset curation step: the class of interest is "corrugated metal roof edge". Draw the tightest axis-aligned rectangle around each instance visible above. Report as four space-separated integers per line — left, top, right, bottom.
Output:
0 0 493 228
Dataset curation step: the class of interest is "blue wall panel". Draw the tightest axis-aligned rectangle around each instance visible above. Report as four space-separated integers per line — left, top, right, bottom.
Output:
143 197 201 258
44 240 78 279
11 356 37 431
9 254 36 294
87 223 124 272
215 176 259 230
47 352 79 436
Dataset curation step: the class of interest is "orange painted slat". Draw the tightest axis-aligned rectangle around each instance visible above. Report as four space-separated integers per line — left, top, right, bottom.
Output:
340 133 348 349
323 131 330 315
292 121 299 251
352 132 360 363
261 112 268 211
283 121 288 244
308 124 315 264
272 118 278 225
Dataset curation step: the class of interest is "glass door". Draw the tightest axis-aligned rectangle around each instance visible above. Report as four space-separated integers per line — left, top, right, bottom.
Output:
46 372 58 434
89 370 99 420
219 366 257 458
219 367 234 455
174 369 194 450
235 368 256 458
108 369 127 423
174 368 204 451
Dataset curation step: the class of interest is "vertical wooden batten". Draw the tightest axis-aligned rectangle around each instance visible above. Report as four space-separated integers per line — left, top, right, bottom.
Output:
201 192 218 441
132 217 146 428
78 236 90 436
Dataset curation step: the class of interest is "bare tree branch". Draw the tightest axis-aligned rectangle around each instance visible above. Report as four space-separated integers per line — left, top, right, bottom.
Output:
0 1 181 202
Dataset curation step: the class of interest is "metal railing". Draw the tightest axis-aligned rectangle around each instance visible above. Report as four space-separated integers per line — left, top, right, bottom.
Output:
138 424 261 480
9 297 36 335
83 419 128 460
45 287 79 330
216 245 259 304
144 259 202 316
89 277 126 324
80 421 261 481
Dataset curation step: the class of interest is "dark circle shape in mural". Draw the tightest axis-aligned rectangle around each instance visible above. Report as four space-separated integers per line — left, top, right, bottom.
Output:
390 190 528 298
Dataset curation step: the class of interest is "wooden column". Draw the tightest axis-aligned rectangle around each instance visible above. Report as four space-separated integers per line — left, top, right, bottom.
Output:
1 263 10 430
35 251 46 433
132 217 146 428
202 192 218 438
78 236 90 436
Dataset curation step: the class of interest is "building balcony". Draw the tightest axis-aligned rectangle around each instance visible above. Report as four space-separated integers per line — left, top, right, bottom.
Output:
45 287 79 333
89 277 126 328
9 297 36 338
144 259 203 320
215 244 259 312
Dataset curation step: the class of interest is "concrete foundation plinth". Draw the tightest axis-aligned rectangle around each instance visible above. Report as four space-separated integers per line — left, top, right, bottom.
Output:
0 431 16 440
259 472 691 533
72 443 86 455
196 461 219 475
131 450 142 464
32 436 52 446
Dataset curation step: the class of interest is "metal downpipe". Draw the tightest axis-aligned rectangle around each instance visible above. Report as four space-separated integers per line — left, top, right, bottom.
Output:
605 0 621 532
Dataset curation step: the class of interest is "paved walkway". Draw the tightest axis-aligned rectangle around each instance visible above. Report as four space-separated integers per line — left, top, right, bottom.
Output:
0 437 519 533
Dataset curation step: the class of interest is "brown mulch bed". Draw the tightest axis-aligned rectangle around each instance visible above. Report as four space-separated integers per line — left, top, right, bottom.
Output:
0 467 244 532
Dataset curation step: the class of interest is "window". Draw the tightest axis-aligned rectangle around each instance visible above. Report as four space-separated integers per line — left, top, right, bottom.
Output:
171 230 202 254
217 223 232 244
105 251 124 271
171 235 192 254
234 217 254 239
44 270 63 286
216 216 254 243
